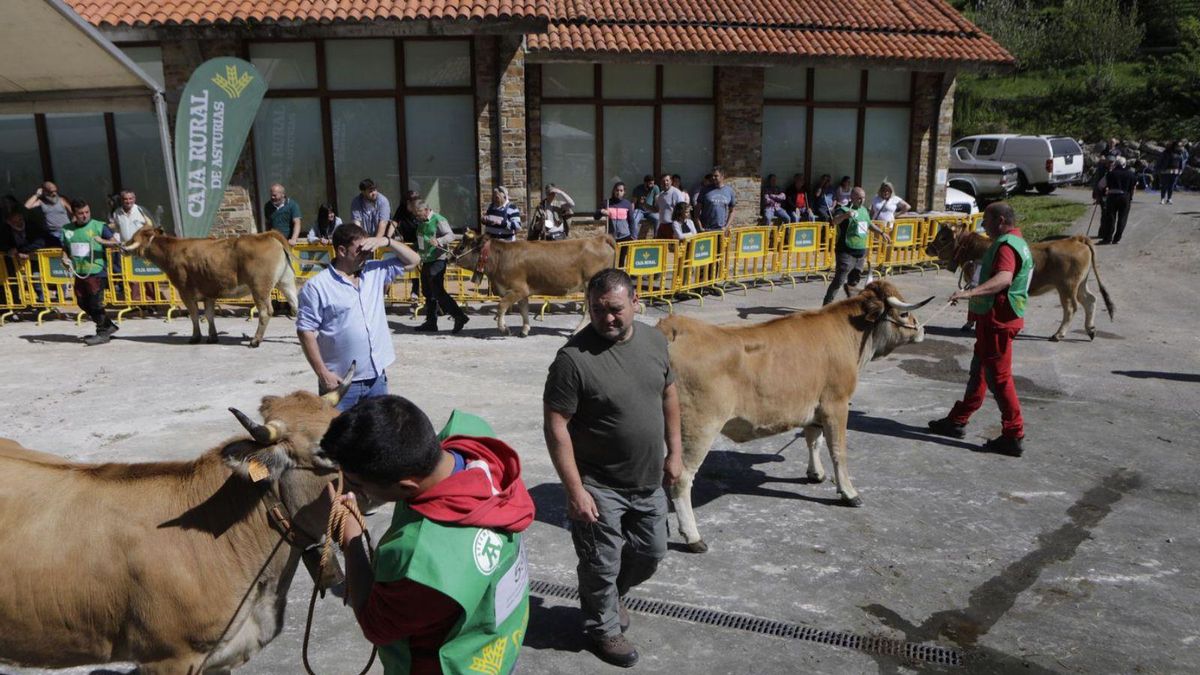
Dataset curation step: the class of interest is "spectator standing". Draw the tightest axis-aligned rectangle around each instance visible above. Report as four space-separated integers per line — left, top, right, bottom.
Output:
928 202 1032 457
543 268 683 668
1156 141 1187 205
24 181 72 243
600 182 635 243
530 185 575 241
833 176 854 207
869 181 911 224
308 204 343 244
652 173 686 239
812 174 836 221
691 174 713 206
263 183 302 245
392 190 422 300
60 199 120 345
784 173 813 222
671 174 688 203
696 167 737 231
1091 156 1111 223
317 397 533 675
296 224 420 411
1098 157 1136 245
761 174 788 225
821 187 891 305
629 175 660 236
351 179 393 239
109 190 154 242
482 186 522 241
412 200 469 334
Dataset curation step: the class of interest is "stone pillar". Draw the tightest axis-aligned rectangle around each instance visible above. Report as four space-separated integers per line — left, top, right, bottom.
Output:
212 186 257 237
715 67 764 228
526 63 542 212
497 35 528 214
474 35 497 223
909 72 955 212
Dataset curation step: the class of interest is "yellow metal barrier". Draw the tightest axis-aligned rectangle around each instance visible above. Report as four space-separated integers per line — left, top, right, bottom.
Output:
104 250 182 323
377 248 423 318
876 217 938 275
618 239 677 312
26 248 84 324
673 232 726 305
291 243 333 284
724 226 777 294
0 256 29 325
777 222 834 285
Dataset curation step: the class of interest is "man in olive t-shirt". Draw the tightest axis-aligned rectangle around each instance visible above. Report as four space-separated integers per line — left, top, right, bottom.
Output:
543 268 683 668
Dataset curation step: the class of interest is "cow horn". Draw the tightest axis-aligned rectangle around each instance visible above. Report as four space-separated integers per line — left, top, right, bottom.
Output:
887 295 935 311
120 241 141 253
229 407 280 444
321 361 357 406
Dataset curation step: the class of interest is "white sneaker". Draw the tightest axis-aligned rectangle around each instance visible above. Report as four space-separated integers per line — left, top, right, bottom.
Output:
1167 199 1173 205
1160 198 1166 204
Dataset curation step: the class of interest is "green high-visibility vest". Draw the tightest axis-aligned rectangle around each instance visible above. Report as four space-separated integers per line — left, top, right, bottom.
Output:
837 205 871 251
373 410 529 675
969 232 1033 318
61 220 108 276
418 213 450 264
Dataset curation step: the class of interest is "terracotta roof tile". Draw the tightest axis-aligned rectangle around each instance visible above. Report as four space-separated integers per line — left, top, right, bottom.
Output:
66 0 551 26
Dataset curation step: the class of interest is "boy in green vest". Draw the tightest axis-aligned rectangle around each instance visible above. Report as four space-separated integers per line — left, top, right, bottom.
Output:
60 199 120 346
319 397 535 675
928 201 1032 457
822 186 892 305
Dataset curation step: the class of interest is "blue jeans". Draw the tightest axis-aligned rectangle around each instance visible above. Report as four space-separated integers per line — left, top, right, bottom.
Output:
333 373 389 412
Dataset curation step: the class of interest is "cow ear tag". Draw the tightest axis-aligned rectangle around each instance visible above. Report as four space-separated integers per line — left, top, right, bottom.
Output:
247 459 271 482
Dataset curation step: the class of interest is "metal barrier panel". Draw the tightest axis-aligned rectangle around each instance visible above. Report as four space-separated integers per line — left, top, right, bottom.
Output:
724 226 777 293
376 248 422 315
777 222 834 284
674 232 726 304
28 248 83 324
878 217 935 273
104 250 181 322
0 255 28 324
618 239 677 311
291 244 333 284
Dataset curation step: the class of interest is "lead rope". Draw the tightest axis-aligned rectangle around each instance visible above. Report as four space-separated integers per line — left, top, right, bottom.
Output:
918 298 957 329
302 470 377 675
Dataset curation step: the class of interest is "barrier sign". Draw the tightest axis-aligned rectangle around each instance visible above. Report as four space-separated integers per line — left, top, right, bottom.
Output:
130 257 163 277
737 231 766 257
894 222 915 246
629 244 665 275
46 256 71 280
790 225 819 252
689 234 716 266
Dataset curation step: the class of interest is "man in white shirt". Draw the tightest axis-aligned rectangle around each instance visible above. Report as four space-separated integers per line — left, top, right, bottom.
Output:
653 173 687 239
109 190 153 242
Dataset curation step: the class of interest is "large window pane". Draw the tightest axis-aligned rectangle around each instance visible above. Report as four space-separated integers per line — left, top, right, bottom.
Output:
541 64 593 98
662 65 713 98
810 108 858 185
0 115 43 203
761 106 807 184
661 105 714 195
120 46 165 89
254 99 327 226
405 95 476 230
868 70 911 101
541 105 596 213
331 99 400 218
813 68 860 102
603 107 653 199
250 42 318 89
602 64 654 99
404 41 471 87
862 108 911 198
327 40 395 90
45 113 111 216
114 112 173 231
764 66 807 99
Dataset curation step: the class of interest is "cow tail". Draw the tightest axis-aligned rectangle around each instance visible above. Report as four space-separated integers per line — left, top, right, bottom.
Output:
1085 238 1115 320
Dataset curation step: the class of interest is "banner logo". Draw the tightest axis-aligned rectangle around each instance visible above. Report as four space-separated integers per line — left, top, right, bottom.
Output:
212 65 254 99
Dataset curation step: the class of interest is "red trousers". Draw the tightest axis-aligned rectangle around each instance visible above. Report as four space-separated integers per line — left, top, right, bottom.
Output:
949 319 1024 439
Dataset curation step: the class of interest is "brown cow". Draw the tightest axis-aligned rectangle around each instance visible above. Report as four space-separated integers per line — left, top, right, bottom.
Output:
452 232 617 336
926 227 1114 341
657 281 932 552
122 226 302 347
0 369 356 674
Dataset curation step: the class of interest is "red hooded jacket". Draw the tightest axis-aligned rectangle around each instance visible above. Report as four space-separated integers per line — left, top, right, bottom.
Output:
357 436 534 673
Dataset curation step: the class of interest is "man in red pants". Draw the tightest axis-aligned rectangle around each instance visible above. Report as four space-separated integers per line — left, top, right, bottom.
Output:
928 201 1031 457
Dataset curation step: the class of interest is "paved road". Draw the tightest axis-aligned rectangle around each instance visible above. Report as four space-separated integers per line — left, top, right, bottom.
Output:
2 187 1197 674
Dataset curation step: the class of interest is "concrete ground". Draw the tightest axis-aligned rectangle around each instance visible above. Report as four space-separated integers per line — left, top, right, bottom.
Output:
2 186 1197 675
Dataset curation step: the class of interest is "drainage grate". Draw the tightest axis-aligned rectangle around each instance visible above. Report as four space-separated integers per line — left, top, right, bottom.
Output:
529 578 962 668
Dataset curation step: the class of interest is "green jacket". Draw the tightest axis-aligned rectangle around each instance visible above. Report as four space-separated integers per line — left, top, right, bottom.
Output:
969 232 1033 318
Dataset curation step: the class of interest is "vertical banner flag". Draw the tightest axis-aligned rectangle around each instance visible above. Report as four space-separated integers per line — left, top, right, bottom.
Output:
174 58 267 238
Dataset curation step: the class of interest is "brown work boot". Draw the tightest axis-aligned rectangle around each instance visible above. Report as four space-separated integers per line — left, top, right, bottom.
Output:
592 633 639 668
618 597 631 633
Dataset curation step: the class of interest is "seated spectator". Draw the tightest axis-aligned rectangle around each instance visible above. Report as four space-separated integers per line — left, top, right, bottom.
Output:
308 204 343 244
761 174 788 225
263 183 302 245
833 176 853 207
530 184 575 240
351 178 393 238
696 167 736 231
784 173 813 222
629 175 660 236
657 202 699 240
482 186 522 241
653 173 687 239
869 181 911 224
812 174 836 221
2 209 53 262
599 182 635 243
109 190 154 243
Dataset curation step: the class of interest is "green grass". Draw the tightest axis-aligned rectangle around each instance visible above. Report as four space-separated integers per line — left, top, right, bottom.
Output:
1006 195 1089 242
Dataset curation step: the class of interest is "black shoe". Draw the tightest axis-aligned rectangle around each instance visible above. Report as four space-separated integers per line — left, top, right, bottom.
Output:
413 322 438 333
959 322 975 333
592 633 639 668
618 597 631 634
98 322 120 338
981 436 1024 457
927 418 966 439
83 333 111 346
452 315 469 334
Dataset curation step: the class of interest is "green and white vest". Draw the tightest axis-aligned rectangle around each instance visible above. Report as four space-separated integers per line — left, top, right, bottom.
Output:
838 205 871 251
969 232 1033 318
61 219 108 276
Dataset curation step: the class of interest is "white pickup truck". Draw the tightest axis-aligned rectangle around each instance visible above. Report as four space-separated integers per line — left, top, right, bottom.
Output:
952 134 1084 194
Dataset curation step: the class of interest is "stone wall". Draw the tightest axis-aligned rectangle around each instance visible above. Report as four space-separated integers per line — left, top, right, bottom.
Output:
715 67 764 228
497 35 528 214
211 186 257 237
525 63 543 212
474 35 497 224
909 72 954 212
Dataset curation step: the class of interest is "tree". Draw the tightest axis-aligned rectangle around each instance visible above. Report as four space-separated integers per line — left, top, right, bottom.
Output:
1059 0 1145 84
972 0 1051 68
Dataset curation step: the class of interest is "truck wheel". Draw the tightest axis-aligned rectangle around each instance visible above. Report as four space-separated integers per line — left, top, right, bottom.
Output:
1016 172 1031 193
1035 183 1056 195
